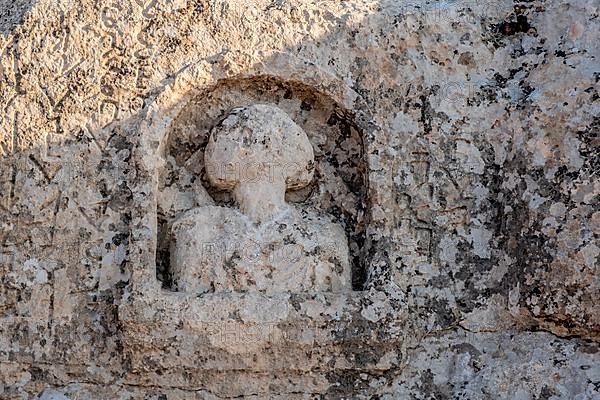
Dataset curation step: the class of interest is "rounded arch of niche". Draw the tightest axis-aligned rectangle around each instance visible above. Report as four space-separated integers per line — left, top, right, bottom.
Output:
131 52 382 294
158 76 369 290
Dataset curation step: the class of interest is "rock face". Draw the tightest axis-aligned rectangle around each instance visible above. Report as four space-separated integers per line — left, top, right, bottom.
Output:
0 0 598 399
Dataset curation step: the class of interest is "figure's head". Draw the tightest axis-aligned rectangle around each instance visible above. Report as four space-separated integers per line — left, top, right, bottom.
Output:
205 104 315 190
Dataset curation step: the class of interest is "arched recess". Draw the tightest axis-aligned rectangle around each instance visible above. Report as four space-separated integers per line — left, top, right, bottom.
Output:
130 51 383 295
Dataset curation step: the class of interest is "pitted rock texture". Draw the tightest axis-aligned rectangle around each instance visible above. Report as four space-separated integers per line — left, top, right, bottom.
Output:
0 0 598 398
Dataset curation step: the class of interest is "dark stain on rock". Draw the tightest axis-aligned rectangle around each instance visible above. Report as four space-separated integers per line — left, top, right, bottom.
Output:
497 14 531 36
457 51 475 66
417 369 452 399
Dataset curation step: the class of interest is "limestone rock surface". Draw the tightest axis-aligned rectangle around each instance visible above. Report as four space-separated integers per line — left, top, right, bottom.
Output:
0 0 598 398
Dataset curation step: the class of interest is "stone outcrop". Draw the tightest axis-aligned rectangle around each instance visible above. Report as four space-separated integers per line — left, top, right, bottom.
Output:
0 0 598 398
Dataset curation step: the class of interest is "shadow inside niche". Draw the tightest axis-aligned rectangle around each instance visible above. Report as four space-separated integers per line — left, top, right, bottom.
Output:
0 0 36 37
155 76 370 291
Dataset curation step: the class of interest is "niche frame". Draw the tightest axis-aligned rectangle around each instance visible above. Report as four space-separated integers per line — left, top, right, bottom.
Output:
128 51 390 296
155 77 370 291
119 52 408 385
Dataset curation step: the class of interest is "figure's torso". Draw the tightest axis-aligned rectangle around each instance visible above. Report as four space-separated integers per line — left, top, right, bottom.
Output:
170 205 351 294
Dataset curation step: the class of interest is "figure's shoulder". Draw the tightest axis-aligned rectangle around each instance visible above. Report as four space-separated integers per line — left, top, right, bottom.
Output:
293 207 344 232
172 206 246 232
173 205 223 222
286 207 347 246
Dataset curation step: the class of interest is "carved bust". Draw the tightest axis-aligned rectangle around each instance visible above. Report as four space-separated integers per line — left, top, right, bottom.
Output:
169 104 351 294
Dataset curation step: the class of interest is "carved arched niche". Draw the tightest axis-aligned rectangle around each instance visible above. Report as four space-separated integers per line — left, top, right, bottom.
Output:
156 77 369 291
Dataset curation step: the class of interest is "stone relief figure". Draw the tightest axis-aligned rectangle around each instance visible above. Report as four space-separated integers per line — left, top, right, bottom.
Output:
169 104 351 294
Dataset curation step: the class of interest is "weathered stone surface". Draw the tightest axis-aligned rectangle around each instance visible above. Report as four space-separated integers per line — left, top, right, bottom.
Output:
0 0 598 398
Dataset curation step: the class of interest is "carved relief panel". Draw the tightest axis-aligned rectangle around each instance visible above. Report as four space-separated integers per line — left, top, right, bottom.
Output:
120 62 409 384
156 77 369 293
